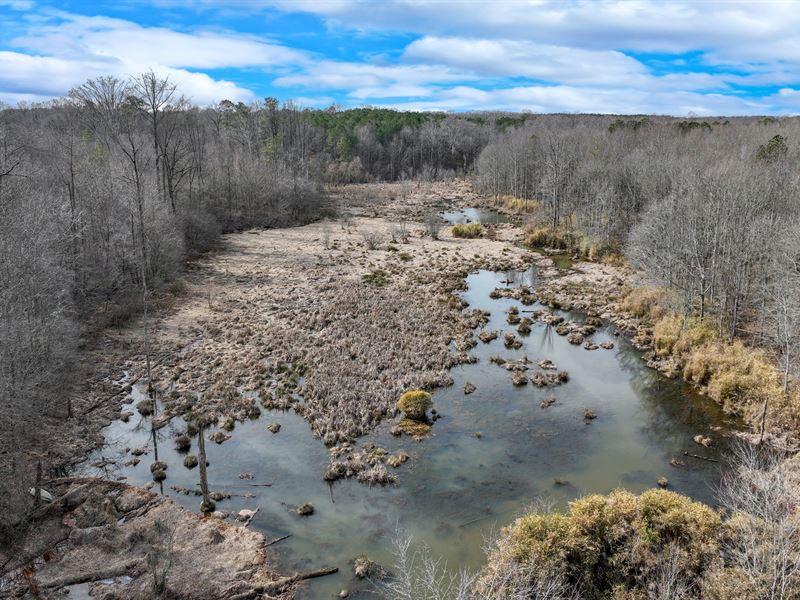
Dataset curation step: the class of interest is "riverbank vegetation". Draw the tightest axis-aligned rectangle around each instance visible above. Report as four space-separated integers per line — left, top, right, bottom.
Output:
385 444 800 600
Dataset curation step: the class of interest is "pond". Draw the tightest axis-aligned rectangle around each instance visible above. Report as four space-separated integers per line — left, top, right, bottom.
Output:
441 207 508 225
83 265 737 599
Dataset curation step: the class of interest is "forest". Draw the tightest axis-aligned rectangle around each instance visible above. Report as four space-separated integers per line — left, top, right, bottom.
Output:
2 72 800 599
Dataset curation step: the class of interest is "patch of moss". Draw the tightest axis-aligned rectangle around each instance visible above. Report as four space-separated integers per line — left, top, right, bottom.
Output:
396 389 432 420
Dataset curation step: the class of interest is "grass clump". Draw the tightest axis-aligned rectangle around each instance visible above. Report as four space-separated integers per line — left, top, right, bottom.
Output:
362 269 390 287
479 489 722 598
650 313 788 425
684 341 784 422
501 195 539 212
451 223 483 238
620 286 666 321
653 314 716 357
396 389 432 420
524 225 574 250
396 418 432 438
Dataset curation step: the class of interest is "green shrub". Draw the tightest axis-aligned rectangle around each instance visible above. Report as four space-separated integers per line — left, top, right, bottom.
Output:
452 223 483 238
396 389 432 420
481 489 722 598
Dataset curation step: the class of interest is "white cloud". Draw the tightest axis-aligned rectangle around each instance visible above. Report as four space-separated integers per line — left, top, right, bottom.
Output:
0 0 34 10
374 84 771 116
403 37 648 86
12 12 306 69
274 60 468 98
0 10 309 104
3 1 800 114
262 0 800 61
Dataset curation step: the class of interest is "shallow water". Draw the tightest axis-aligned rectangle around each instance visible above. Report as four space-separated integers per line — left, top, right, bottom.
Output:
83 266 736 599
441 207 508 225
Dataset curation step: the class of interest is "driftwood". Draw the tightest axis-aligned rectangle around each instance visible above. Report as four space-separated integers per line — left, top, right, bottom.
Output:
683 451 719 463
297 567 338 580
242 506 260 527
247 567 339 599
40 559 144 588
459 513 494 528
264 534 291 547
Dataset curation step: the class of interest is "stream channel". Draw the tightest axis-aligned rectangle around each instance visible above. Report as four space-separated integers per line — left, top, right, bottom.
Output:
82 209 737 598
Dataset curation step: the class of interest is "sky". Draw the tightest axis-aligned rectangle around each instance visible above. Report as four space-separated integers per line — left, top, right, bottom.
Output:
1 0 800 115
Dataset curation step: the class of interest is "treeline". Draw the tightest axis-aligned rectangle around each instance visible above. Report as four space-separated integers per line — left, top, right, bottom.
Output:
0 73 329 538
473 116 800 402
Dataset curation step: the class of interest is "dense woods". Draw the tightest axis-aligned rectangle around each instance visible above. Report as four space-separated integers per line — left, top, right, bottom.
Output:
2 72 799 554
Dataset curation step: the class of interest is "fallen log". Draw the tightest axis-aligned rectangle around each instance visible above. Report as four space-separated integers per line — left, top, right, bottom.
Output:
40 559 144 588
242 506 260 527
683 451 719 463
265 534 291 547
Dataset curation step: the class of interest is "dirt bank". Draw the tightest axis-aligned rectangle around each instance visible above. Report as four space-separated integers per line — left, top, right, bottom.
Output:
1 478 296 599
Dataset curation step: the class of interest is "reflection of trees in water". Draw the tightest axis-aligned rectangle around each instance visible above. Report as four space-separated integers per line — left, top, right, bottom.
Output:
614 335 733 465
504 267 537 289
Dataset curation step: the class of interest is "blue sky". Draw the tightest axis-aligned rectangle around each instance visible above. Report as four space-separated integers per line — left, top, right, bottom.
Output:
2 0 800 115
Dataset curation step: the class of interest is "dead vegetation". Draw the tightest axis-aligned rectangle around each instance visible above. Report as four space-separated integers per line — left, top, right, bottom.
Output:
79 193 530 483
0 479 294 599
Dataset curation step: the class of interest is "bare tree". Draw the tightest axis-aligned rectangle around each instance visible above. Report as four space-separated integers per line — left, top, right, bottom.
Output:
717 443 800 600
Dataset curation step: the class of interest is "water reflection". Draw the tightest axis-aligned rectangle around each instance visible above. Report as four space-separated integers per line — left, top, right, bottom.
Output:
83 266 733 599
441 207 508 225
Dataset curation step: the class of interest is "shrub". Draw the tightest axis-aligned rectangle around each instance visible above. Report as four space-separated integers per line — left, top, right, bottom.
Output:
654 315 716 357
396 389 432 420
577 236 613 261
620 286 666 322
501 195 539 212
425 212 441 239
451 223 483 238
481 489 722 598
360 228 383 250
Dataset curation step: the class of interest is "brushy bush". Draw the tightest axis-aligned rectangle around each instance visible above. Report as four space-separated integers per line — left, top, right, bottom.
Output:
683 341 784 421
425 212 442 240
480 489 722 599
577 236 613 261
396 389 432 420
653 315 716 357
451 223 483 238
620 286 666 322
501 195 539 212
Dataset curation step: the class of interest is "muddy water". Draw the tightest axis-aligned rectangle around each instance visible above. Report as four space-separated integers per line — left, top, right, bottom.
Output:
83 266 736 599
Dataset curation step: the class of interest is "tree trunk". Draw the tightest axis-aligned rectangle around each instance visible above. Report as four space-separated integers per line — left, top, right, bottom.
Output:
197 425 214 513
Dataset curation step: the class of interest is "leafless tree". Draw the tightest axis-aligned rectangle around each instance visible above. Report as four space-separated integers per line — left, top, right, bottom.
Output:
717 443 800 600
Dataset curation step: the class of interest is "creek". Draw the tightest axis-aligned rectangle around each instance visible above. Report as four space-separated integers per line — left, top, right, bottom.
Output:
84 241 736 599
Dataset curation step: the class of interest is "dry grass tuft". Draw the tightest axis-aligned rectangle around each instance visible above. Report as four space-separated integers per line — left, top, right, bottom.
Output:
451 223 483 238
